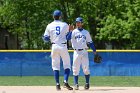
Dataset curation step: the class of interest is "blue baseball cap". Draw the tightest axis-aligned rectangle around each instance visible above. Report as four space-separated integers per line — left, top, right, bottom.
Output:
76 17 83 22
53 10 62 16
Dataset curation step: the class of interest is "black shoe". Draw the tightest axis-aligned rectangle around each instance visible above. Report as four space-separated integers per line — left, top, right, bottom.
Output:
56 84 61 90
74 84 79 90
84 83 90 90
63 83 73 90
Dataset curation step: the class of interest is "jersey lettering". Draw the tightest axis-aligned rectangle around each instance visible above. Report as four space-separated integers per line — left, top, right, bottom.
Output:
56 26 60 35
75 35 86 40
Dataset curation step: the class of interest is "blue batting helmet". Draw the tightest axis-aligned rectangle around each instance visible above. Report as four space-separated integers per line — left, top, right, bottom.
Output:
76 17 83 22
53 10 62 16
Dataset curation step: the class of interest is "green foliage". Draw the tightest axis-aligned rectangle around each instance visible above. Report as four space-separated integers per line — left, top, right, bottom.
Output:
0 0 140 49
96 0 140 49
0 0 55 49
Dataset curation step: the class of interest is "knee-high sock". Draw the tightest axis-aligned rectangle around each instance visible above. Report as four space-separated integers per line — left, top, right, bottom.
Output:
64 68 70 83
54 70 59 85
85 74 90 84
74 75 78 85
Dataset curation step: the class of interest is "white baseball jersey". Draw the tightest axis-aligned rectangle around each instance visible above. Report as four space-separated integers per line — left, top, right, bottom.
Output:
43 20 71 71
44 20 69 44
71 28 92 76
71 28 92 49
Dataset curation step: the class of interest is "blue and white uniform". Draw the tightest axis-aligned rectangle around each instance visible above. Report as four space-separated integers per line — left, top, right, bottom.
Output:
67 17 96 87
43 10 73 90
43 20 71 71
71 28 94 75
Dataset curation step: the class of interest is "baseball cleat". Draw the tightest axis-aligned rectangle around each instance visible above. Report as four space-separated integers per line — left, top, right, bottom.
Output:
84 83 90 90
74 84 79 90
63 83 73 90
56 84 61 90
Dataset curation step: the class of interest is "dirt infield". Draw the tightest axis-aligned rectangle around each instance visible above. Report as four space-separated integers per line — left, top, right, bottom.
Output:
0 86 140 93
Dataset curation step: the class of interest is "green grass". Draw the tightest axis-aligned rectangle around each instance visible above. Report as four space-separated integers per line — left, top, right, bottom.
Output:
0 76 140 86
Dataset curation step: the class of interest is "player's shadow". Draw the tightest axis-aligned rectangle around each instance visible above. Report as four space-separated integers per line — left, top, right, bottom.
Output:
79 88 126 91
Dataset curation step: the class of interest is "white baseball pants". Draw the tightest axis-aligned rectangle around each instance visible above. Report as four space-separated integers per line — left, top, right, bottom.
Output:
72 50 90 76
51 44 71 71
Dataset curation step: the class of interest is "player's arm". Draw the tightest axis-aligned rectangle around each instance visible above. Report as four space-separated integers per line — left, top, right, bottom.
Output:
42 35 50 42
66 24 74 40
87 41 96 55
86 31 96 55
42 26 50 42
66 32 72 40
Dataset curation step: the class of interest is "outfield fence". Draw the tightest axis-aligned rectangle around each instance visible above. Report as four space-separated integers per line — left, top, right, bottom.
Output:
0 50 140 76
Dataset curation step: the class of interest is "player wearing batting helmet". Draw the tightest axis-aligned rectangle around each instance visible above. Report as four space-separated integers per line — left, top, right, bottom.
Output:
43 10 73 90
66 17 97 90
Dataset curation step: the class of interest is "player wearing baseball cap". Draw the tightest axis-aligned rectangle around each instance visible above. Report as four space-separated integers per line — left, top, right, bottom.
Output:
67 17 96 90
53 10 62 16
43 10 73 90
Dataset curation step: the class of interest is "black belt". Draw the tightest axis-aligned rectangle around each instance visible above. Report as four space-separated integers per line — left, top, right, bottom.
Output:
74 49 84 51
52 42 66 44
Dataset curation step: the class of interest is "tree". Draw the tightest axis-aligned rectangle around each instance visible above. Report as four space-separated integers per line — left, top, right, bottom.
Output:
0 0 140 49
0 0 56 49
95 0 140 49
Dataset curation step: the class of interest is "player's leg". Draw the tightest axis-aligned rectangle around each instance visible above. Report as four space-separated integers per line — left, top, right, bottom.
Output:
73 51 82 90
64 68 70 83
60 47 71 83
81 51 90 89
60 46 73 90
51 45 61 90
54 70 61 90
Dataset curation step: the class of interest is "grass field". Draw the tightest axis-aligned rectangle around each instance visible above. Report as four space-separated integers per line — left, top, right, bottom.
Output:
0 76 140 87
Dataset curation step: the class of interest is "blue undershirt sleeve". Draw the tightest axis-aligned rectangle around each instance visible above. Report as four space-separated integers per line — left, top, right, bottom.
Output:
42 35 50 42
66 31 72 40
88 42 96 52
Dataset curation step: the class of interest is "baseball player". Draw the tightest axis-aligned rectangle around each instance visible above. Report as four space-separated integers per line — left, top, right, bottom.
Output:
67 17 96 90
42 10 73 90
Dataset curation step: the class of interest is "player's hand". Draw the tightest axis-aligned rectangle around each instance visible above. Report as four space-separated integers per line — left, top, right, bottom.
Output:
69 24 74 31
93 52 96 55
94 54 102 63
